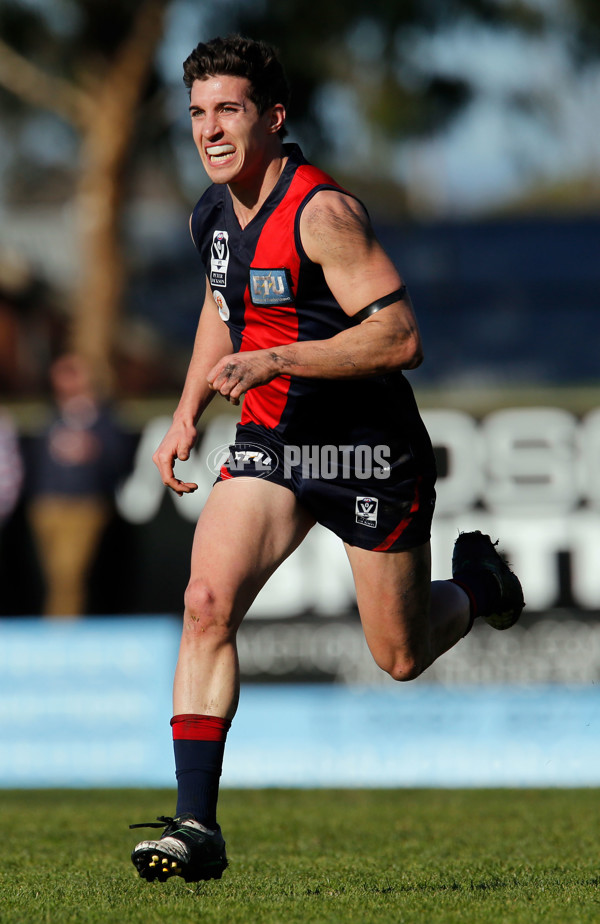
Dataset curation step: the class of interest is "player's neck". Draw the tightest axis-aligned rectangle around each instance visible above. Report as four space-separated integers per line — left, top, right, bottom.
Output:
228 150 287 229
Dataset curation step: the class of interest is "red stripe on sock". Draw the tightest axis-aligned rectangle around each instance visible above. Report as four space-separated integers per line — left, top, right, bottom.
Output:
171 714 231 741
449 578 478 618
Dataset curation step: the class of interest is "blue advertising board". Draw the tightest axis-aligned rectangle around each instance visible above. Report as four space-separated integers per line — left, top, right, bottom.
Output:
1 618 599 789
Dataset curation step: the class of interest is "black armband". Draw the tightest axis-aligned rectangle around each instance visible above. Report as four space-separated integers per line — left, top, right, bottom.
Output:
353 285 407 323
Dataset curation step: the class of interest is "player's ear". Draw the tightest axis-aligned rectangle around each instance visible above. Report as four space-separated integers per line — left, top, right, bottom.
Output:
268 103 286 134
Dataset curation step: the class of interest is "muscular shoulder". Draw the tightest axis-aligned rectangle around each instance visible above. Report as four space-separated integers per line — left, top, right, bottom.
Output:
299 189 375 264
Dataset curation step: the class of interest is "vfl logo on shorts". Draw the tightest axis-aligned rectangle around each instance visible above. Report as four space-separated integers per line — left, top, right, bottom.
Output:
355 496 378 528
249 268 294 305
210 231 229 287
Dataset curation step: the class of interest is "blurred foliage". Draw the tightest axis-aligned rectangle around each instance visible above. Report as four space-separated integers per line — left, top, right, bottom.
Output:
0 0 599 396
569 0 600 60
227 0 545 146
0 0 170 394
0 0 553 186
0 0 157 67
0 0 168 191
2 0 598 201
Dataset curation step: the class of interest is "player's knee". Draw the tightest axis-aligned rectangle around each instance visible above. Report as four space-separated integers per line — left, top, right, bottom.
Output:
390 657 424 682
183 578 231 638
378 650 425 682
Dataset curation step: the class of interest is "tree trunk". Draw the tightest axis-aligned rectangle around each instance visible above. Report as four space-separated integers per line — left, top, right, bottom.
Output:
70 0 169 395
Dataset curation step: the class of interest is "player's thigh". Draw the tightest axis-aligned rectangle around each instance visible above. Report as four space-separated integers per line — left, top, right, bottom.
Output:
188 476 316 623
344 540 432 655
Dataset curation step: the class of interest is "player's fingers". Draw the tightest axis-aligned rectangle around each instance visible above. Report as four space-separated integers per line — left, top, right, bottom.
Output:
212 375 227 395
172 479 198 495
153 450 186 491
207 356 233 388
164 475 198 496
215 375 237 400
228 382 246 403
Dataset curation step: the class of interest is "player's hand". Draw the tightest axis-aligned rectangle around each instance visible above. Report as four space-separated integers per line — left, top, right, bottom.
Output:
207 351 280 405
152 419 199 496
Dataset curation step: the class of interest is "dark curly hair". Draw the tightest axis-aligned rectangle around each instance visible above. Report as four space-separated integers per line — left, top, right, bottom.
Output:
183 35 290 138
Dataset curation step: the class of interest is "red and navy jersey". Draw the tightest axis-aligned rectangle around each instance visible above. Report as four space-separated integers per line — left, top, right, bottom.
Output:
191 144 432 464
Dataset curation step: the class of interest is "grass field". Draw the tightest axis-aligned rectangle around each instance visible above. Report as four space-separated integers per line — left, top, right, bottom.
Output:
2 787 599 924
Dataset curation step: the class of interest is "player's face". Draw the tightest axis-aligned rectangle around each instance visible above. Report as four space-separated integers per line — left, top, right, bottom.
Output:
189 75 281 188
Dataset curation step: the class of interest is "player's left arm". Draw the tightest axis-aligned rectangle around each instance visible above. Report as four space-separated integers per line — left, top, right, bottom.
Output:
207 190 422 403
297 190 423 369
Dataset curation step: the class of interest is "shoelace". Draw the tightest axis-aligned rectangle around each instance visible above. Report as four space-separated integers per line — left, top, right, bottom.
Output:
129 815 176 830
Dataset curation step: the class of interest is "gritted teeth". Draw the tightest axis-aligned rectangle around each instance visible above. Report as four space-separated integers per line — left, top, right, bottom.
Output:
207 144 235 157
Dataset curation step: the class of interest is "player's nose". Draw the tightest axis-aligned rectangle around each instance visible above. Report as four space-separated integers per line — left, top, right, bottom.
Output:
202 115 222 138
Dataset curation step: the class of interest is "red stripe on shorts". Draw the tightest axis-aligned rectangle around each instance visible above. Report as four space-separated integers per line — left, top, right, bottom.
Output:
372 477 421 552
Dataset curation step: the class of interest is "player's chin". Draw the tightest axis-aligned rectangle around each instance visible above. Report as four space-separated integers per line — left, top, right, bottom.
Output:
203 161 236 185
208 158 243 185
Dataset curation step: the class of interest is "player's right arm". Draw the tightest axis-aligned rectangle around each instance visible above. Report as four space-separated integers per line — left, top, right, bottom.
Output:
152 279 233 495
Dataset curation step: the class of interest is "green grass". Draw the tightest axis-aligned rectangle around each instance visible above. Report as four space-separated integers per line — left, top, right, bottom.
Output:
1 788 599 923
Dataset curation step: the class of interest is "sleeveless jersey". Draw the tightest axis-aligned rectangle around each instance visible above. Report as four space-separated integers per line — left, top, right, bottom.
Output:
191 144 432 464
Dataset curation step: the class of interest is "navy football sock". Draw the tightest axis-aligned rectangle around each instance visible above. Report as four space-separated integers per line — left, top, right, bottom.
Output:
451 569 501 627
171 714 231 830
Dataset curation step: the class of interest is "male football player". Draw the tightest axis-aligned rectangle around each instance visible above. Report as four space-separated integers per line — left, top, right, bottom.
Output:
130 35 524 883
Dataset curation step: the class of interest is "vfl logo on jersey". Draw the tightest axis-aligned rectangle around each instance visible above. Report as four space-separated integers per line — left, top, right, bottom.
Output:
210 230 229 287
249 268 294 306
212 289 230 321
355 496 379 528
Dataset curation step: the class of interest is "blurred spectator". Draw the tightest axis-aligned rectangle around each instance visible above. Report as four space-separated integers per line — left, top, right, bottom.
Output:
27 354 133 618
0 408 23 527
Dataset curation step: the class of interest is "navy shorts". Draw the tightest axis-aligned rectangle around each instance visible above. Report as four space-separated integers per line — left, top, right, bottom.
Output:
216 423 437 552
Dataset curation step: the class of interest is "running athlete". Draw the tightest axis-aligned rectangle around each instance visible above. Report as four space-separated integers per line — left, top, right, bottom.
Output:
130 35 524 884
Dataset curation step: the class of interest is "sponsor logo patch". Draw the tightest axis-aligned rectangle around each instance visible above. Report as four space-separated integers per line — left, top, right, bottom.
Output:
249 268 294 305
210 230 229 287
212 289 230 321
355 496 379 528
